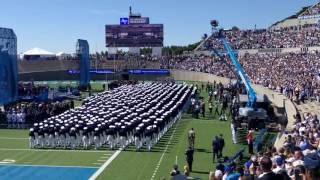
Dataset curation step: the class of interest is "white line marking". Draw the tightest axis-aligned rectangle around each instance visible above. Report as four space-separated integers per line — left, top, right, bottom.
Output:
0 164 97 169
0 137 28 140
150 115 182 180
100 156 109 158
97 159 107 162
0 159 16 164
0 148 110 153
89 150 121 180
92 163 102 165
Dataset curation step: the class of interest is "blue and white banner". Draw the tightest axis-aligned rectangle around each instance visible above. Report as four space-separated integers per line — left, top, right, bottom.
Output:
76 39 90 87
68 69 114 74
128 69 170 75
0 28 18 105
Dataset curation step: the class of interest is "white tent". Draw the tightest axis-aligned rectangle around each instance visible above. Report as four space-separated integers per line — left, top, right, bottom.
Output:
23 47 55 57
56 52 71 60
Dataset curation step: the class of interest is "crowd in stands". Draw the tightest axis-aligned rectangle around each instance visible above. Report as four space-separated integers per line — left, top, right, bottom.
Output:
0 101 73 127
197 24 320 51
94 54 161 71
18 82 49 98
204 105 320 180
240 52 320 101
299 3 320 17
161 51 320 103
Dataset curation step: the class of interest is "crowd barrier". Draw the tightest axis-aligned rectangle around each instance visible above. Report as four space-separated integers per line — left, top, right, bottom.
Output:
253 128 267 151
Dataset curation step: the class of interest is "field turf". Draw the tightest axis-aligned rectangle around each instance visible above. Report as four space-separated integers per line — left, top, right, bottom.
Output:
0 82 247 180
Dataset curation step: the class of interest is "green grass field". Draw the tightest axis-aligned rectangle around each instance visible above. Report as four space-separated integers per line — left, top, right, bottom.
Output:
0 82 249 180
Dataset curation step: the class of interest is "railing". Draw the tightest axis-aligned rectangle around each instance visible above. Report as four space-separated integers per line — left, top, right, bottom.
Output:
225 148 245 164
253 128 267 151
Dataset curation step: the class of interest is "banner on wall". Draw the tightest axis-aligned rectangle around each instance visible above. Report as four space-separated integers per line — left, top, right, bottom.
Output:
76 39 90 87
0 28 18 105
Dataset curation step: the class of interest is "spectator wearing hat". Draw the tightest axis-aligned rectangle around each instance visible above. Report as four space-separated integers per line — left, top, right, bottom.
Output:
304 152 320 180
214 170 223 180
170 164 187 180
272 156 285 174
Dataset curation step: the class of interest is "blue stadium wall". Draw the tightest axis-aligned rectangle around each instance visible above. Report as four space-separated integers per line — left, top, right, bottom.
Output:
18 70 170 81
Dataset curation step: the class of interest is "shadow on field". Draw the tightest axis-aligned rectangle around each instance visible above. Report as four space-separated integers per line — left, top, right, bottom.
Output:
194 148 211 154
192 170 209 175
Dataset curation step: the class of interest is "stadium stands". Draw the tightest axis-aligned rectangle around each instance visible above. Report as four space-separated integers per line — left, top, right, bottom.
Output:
197 24 320 51
18 56 161 74
11 3 320 179
162 51 320 104
18 60 79 73
299 2 320 17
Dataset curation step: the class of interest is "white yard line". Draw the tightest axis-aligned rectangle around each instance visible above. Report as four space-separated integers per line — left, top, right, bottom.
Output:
88 150 121 180
0 163 97 169
100 156 109 158
0 137 28 140
0 148 112 153
150 117 181 180
92 163 102 165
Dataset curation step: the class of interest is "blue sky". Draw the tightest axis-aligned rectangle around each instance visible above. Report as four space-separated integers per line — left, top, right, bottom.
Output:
0 0 317 53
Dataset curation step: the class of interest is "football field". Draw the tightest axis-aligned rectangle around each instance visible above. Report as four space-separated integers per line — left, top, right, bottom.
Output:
0 83 247 180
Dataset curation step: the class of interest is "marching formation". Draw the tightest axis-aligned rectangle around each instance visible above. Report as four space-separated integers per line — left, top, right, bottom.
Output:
28 82 195 151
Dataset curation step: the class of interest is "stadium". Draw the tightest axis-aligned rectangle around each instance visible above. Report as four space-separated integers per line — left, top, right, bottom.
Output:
0 1 320 180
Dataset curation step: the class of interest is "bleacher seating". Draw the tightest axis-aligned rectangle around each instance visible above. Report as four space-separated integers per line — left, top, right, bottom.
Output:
18 60 79 73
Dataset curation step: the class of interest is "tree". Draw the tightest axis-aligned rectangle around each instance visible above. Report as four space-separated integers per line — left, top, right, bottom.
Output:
140 48 152 55
96 52 101 60
100 51 105 58
202 33 208 41
162 41 201 56
232 26 240 31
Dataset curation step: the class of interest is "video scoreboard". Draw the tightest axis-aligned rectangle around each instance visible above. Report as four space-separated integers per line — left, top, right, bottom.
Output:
106 13 163 47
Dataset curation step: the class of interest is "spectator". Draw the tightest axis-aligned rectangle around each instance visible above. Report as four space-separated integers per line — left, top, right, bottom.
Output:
185 146 194 172
212 136 220 163
188 128 195 148
257 156 282 180
247 130 254 154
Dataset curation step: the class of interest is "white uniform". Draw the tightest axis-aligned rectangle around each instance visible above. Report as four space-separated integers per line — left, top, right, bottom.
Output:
21 113 26 128
12 113 17 128
17 113 22 129
94 136 100 150
29 130 35 149
107 135 114 149
82 135 89 149
231 123 237 144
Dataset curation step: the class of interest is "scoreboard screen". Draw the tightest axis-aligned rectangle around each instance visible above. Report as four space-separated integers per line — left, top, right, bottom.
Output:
105 24 163 47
